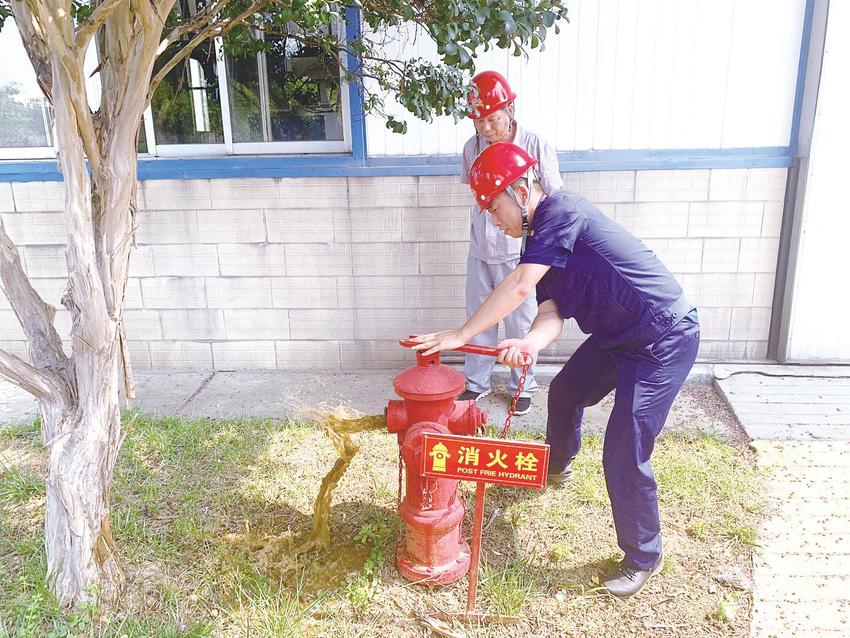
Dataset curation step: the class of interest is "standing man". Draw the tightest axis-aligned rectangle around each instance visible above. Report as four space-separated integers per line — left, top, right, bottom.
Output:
459 70 563 415
414 142 700 598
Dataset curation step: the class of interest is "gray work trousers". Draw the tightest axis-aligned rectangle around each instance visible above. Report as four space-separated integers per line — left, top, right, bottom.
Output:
464 252 539 396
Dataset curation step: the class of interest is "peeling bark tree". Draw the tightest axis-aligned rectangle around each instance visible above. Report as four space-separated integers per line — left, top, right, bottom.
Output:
0 0 565 609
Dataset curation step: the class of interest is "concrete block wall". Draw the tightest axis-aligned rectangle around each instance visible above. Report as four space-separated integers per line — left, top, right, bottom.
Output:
0 167 786 369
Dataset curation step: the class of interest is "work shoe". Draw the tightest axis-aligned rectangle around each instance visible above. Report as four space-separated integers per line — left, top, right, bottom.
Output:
601 552 664 598
458 389 491 402
512 396 532 415
547 459 573 486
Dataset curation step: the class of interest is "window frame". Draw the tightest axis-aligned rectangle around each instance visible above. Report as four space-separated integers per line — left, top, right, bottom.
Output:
142 24 352 158
0 16 354 161
0 22 57 160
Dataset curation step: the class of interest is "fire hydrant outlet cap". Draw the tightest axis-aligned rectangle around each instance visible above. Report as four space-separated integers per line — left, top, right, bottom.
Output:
393 364 465 401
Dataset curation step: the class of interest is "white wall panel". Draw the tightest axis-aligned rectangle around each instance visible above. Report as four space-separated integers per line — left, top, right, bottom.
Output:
628 0 658 150
685 0 735 149
555 5 579 151
573 0 600 150
593 0 618 150
723 0 808 148
648 0 678 149
610 0 639 148
364 0 807 156
667 1 699 147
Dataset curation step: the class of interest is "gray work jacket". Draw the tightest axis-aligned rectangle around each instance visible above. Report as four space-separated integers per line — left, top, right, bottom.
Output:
460 124 563 264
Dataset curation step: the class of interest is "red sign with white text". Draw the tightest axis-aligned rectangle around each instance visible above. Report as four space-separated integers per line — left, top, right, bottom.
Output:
421 433 550 489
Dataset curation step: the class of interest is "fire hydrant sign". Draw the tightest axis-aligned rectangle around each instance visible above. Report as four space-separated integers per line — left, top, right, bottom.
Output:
421 433 550 489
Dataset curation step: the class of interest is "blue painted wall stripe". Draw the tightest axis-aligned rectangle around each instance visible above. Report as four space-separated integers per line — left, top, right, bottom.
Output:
0 147 794 182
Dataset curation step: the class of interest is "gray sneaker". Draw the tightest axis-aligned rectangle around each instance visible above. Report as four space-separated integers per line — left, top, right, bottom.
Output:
546 459 573 486
458 389 491 402
512 396 532 415
602 552 664 598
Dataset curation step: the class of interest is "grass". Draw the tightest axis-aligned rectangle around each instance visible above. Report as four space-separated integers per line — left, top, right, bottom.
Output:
480 557 538 616
0 465 44 504
0 410 766 638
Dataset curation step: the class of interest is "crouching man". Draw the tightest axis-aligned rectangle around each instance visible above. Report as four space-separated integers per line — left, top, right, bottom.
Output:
413 142 700 598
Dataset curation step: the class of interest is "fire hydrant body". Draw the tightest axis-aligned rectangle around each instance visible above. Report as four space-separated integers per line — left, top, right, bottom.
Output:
386 349 487 585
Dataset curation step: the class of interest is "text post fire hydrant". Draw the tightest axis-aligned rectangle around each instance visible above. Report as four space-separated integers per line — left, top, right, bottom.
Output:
386 340 489 585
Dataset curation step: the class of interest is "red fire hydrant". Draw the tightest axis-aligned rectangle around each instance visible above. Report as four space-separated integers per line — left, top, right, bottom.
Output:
386 341 488 585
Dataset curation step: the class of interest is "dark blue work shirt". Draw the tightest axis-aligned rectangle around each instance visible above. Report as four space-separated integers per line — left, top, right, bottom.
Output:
520 190 694 348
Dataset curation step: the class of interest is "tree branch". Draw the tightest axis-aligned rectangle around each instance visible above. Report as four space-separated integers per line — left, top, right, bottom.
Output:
157 0 232 50
148 0 270 102
0 348 60 402
9 0 54 102
75 0 126 50
28 0 103 176
0 218 69 372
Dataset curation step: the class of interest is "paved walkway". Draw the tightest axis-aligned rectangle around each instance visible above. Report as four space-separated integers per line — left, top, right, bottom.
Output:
0 363 721 439
716 365 850 638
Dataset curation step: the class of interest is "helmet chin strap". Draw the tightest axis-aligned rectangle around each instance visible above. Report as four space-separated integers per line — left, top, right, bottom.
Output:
505 169 534 257
505 175 531 255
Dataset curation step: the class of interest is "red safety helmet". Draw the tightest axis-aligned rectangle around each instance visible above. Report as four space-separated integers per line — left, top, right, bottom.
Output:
468 142 538 211
467 70 517 119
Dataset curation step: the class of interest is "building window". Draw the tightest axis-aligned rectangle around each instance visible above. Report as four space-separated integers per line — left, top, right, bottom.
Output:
0 2 352 161
145 0 350 156
0 24 55 160
150 37 226 154
225 29 346 148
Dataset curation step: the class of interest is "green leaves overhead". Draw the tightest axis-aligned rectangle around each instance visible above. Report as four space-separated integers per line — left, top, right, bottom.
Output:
364 0 568 130
0 0 567 133
220 0 567 132
0 1 11 31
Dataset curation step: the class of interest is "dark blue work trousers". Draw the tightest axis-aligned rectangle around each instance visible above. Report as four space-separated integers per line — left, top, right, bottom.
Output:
546 310 700 570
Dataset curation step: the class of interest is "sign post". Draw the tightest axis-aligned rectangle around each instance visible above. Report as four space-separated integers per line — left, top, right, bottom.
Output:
421 433 550 617
466 481 486 613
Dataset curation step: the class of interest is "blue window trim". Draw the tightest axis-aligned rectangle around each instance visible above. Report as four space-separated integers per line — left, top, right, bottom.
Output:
0 3 811 184
344 6 367 161
789 0 816 158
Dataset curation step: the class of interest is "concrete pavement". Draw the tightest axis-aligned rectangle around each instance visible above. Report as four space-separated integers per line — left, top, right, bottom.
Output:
716 365 850 638
0 363 726 440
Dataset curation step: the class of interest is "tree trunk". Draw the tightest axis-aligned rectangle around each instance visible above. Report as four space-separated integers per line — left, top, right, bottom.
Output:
2 0 174 609
45 403 123 606
39 44 126 605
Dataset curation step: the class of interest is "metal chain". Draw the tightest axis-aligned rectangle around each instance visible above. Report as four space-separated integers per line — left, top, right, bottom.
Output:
397 443 404 510
457 482 467 543
499 357 531 439
397 443 405 545
421 477 434 511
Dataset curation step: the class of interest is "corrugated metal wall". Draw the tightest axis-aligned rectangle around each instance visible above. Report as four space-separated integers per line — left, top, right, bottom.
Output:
364 0 807 156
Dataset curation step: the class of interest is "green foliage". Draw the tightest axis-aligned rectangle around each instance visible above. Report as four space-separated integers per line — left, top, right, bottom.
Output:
343 517 391 613
2 0 566 135
70 1 95 22
0 1 10 31
218 0 568 132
